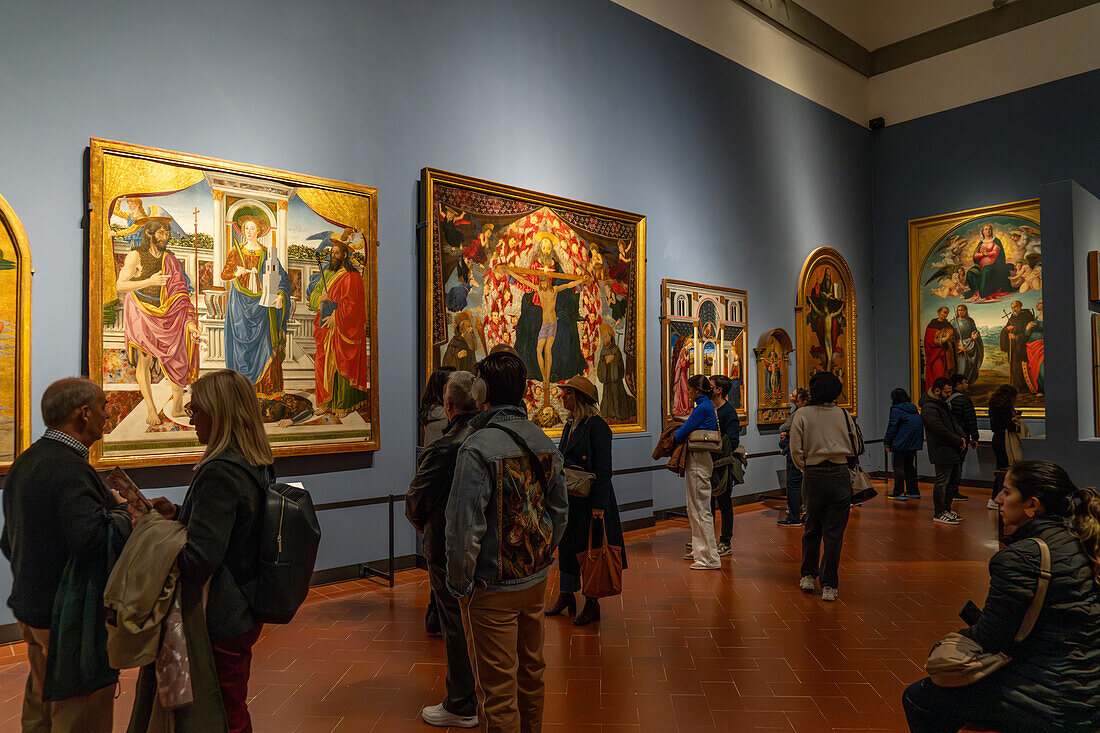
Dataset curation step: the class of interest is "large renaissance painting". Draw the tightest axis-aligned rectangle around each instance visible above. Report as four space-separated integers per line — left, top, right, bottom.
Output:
909 200 1042 417
421 169 645 435
796 247 857 415
89 139 379 466
660 280 748 426
0 194 32 471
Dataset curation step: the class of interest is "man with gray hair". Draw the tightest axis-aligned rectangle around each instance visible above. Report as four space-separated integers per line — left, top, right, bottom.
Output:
406 370 481 728
1 378 133 732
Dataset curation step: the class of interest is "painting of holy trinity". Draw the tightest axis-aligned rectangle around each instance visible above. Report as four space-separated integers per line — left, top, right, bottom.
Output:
421 168 646 435
909 200 1042 417
89 139 379 466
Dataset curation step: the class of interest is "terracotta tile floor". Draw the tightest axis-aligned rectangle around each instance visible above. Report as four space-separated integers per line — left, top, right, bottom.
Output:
0 483 1001 732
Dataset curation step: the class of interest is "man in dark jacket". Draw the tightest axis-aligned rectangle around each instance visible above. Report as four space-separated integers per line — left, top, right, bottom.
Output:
1 378 133 732
406 370 480 729
446 351 568 732
947 374 979 502
919 377 968 525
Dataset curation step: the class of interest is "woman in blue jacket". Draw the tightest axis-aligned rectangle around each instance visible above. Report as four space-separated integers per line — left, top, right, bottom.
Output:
673 375 720 569
884 388 924 500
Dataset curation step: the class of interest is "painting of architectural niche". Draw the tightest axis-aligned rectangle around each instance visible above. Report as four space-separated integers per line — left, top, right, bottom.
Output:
89 139 379 466
909 200 1042 418
420 168 646 436
0 194 32 471
754 328 793 427
796 247 857 415
660 280 748 427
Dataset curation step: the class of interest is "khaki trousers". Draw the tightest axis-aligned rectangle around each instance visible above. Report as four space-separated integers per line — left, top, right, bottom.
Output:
18 623 114 733
459 578 548 733
686 449 720 567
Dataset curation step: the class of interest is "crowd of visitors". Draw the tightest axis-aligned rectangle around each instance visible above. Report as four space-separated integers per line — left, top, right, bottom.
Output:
3 362 1098 733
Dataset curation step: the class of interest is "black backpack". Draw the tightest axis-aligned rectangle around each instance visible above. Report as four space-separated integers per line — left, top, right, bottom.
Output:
217 455 322 625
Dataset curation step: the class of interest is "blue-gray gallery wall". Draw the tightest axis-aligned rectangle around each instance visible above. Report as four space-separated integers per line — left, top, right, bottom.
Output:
0 0 877 624
871 69 1100 482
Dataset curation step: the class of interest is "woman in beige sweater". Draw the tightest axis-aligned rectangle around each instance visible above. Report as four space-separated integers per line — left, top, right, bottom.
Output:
789 371 855 602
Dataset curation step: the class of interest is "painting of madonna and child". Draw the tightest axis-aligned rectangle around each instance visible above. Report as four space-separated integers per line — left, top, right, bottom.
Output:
909 200 1043 416
89 139 379 465
660 280 748 426
421 169 645 435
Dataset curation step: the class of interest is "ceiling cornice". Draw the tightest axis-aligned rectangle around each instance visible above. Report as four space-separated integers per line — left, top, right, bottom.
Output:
731 0 1100 77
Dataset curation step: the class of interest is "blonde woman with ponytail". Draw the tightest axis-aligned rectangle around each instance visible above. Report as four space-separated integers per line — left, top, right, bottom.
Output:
903 460 1100 733
140 369 274 732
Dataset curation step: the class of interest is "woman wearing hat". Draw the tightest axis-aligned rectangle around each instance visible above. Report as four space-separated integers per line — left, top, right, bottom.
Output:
545 375 625 625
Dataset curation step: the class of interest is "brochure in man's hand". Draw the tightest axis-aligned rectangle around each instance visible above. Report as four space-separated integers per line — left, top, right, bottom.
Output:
102 465 153 512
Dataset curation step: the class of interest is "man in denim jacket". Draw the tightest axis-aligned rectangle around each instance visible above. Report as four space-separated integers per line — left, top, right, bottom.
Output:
446 351 568 732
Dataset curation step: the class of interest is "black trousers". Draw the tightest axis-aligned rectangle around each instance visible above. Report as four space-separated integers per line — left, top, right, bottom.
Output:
902 677 1073 733
785 459 804 517
891 450 918 497
427 563 478 717
800 463 852 589
710 488 733 544
932 461 961 516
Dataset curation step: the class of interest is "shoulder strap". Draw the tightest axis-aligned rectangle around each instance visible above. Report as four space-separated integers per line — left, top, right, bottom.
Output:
1013 537 1052 643
842 409 858 456
483 423 550 496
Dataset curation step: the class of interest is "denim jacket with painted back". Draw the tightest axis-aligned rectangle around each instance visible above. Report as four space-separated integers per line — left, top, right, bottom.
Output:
445 405 569 596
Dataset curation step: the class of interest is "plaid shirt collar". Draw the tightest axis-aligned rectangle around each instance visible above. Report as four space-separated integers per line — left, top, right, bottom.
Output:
43 429 90 460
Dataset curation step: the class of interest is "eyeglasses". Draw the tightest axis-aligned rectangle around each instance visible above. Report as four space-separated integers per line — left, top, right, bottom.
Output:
183 402 194 418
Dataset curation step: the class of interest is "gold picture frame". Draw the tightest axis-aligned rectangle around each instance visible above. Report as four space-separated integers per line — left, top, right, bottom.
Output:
795 247 857 415
754 328 794 427
89 139 380 466
908 199 1042 418
659 279 748 426
0 193 33 472
420 168 646 436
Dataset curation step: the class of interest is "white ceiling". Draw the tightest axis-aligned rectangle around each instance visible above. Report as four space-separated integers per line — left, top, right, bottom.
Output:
796 0 996 50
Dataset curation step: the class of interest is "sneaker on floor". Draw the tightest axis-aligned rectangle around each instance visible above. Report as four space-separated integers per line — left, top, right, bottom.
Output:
690 562 721 570
953 494 969 501
777 516 803 526
683 551 694 560
799 575 815 592
933 512 961 525
987 499 998 509
887 494 907 501
904 494 921 499
422 703 478 728
717 541 732 557
821 587 838 602
947 510 963 521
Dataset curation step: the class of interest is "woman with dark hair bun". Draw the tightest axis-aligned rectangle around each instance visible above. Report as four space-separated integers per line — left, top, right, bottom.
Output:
903 460 1100 732
420 367 457 446
672 374 721 570
789 370 855 602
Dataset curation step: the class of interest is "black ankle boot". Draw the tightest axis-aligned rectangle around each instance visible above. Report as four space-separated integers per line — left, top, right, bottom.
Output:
545 592 576 617
573 597 601 626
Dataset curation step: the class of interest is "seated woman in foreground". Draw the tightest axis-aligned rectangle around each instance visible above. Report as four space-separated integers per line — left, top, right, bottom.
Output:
902 460 1100 733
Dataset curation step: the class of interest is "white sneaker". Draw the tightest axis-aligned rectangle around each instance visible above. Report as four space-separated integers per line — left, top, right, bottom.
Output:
933 512 961 525
947 511 963 521
821 587 838 602
987 499 998 510
799 575 815 592
422 703 478 728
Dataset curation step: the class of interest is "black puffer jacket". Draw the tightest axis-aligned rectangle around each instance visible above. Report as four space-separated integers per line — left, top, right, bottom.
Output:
406 413 477 568
961 516 1100 728
918 392 965 465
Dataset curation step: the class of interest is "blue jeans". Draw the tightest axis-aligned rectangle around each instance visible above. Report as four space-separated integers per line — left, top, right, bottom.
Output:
785 459 803 518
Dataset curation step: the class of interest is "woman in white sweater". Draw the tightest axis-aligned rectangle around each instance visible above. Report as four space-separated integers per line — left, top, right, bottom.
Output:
789 371 855 602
